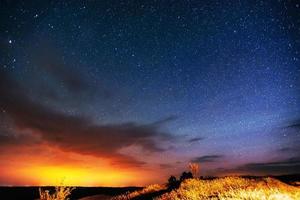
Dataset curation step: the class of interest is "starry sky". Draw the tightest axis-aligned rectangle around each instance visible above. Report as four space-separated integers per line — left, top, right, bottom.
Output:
0 0 299 186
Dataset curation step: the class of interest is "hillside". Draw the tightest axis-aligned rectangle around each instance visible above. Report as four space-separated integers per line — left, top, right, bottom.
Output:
111 177 300 200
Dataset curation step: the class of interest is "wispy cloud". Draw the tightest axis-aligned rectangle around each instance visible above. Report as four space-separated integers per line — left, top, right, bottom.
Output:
283 119 300 130
191 155 224 163
187 137 205 143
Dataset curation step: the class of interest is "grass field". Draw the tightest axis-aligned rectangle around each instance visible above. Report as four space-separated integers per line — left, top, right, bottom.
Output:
112 176 300 200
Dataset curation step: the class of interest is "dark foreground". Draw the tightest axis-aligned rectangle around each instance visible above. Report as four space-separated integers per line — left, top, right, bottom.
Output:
0 186 140 200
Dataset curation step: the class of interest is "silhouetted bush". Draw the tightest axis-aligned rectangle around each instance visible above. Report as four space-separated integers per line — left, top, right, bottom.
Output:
180 171 193 182
167 176 179 190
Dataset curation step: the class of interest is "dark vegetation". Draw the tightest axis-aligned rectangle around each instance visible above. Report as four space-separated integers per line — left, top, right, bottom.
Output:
167 171 193 190
0 186 140 200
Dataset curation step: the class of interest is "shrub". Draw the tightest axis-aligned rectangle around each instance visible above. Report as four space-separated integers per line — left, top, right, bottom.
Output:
39 186 75 200
167 176 179 190
180 171 193 182
188 163 200 178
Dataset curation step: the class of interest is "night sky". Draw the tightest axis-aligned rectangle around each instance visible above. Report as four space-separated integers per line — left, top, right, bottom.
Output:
0 0 299 186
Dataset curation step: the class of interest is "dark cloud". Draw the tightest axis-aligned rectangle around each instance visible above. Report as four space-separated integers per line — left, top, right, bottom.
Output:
234 157 300 175
0 133 36 147
0 70 175 167
284 119 300 130
187 137 205 143
32 44 89 92
276 119 300 158
191 155 224 163
149 115 178 127
27 43 111 101
277 147 295 153
227 122 300 175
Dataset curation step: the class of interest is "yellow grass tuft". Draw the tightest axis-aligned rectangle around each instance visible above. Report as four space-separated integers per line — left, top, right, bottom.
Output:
39 186 75 200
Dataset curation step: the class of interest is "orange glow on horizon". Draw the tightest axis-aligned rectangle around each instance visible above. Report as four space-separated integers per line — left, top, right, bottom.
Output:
0 145 162 186
19 165 138 186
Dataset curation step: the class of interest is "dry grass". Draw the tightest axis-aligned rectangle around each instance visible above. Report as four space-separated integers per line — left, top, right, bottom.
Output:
112 184 166 200
39 186 75 200
219 188 300 200
38 176 300 200
155 177 300 200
